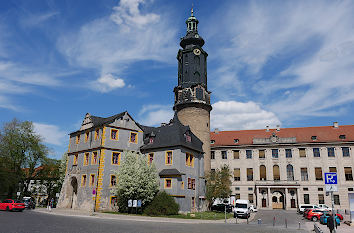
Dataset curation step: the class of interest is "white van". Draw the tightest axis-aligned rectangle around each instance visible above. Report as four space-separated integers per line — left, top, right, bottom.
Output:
233 199 250 218
298 204 319 214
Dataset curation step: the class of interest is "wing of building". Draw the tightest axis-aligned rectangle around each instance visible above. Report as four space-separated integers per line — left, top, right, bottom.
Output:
211 123 354 210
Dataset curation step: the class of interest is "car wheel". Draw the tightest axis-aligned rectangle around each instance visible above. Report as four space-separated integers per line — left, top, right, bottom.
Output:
312 216 318 222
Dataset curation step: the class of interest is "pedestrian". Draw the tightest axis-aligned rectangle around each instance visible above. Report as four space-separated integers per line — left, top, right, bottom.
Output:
326 212 336 233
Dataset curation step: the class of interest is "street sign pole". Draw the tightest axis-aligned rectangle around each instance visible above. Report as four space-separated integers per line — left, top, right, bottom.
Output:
325 173 337 233
331 191 336 233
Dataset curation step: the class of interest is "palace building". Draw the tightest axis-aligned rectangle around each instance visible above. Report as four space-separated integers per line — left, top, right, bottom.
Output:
210 123 354 211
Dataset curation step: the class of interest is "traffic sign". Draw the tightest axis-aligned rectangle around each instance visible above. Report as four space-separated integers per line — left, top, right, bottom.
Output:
325 173 337 184
128 199 132 207
326 184 338 192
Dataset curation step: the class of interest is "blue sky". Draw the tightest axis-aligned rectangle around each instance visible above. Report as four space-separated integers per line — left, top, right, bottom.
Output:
1 0 354 159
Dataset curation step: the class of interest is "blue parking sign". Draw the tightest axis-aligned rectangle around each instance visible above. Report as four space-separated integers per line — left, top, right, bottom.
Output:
325 173 337 184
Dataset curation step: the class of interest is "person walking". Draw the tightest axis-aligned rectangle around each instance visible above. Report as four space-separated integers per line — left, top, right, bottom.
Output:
326 212 336 233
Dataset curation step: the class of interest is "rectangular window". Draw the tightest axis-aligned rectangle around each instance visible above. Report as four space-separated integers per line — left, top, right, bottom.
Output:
327 147 335 157
285 149 292 158
304 194 310 204
83 152 89 166
247 168 253 181
76 134 80 144
95 129 99 140
110 196 118 207
299 148 306 157
148 153 154 164
315 167 323 180
90 174 95 187
259 150 265 159
235 193 240 199
301 168 308 181
112 152 121 165
73 154 78 165
246 150 252 159
110 129 118 140
165 151 173 165
248 187 253 191
234 168 240 181
130 132 137 143
272 149 278 158
342 147 350 157
313 148 320 157
110 175 117 186
235 187 240 191
191 197 195 208
181 181 184 189
345 167 353 181
221 151 227 159
187 178 195 190
186 153 194 167
318 187 323 191
91 151 98 165
233 150 240 159
334 195 340 205
85 131 89 142
211 151 215 159
164 178 172 189
248 194 254 203
318 194 324 204
81 174 87 187
329 167 337 173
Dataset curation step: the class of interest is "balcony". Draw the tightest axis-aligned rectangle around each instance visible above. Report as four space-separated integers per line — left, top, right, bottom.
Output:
255 180 300 186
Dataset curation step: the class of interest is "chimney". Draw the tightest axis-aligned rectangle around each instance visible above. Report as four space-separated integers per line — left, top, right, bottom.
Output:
276 125 280 131
333 122 339 128
266 126 269 132
214 128 219 134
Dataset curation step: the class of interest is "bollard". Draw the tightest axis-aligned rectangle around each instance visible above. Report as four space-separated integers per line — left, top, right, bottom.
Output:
247 216 249 224
273 216 275 227
285 218 287 228
298 222 301 230
258 219 262 224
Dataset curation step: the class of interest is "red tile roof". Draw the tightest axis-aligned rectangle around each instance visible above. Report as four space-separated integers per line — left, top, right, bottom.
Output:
210 125 354 146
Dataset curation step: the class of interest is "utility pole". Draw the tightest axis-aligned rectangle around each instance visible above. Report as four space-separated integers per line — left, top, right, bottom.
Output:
331 191 336 233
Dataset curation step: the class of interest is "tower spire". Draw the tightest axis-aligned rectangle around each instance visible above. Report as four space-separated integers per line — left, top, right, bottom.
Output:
191 4 194 16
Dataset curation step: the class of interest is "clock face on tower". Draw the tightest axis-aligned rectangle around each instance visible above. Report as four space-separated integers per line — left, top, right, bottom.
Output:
193 48 201 56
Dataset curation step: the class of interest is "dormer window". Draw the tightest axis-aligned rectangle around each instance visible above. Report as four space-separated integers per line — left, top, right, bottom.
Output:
311 136 317 141
185 131 191 142
339 135 346 139
210 140 215 144
234 139 239 143
149 137 154 144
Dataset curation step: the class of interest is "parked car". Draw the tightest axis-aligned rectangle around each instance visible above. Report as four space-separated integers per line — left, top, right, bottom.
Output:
303 208 312 218
298 204 319 214
306 209 328 221
0 199 25 212
249 204 258 212
22 197 35 209
320 214 341 225
316 204 330 211
233 199 250 218
211 204 233 213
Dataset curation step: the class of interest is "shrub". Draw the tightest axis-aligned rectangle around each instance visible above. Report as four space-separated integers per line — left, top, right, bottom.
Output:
143 191 179 216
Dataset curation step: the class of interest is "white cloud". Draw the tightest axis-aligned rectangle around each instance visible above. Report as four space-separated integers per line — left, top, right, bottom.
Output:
91 73 125 93
211 101 281 130
138 104 173 126
20 11 59 28
33 123 67 146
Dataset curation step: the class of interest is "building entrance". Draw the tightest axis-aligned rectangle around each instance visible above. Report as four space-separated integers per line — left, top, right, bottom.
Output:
70 176 78 209
272 191 284 209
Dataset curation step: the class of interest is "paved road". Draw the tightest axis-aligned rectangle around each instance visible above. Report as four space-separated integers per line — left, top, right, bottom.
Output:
251 209 307 229
0 210 309 233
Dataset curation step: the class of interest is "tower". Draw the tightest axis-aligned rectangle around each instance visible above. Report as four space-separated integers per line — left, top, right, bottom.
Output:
173 9 212 174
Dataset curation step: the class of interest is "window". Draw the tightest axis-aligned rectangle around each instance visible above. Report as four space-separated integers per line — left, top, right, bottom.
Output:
185 132 191 142
90 174 95 187
149 137 154 144
303 187 309 191
110 175 117 186
110 129 118 140
342 147 350 157
311 136 317 140
327 147 335 157
248 187 253 191
235 193 240 199
83 152 89 166
235 187 240 191
334 195 340 205
191 197 195 208
85 131 89 142
76 134 80 144
73 154 78 165
310 148 320 158
246 150 252 159
299 148 306 157
260 165 266 180
95 129 99 140
187 178 195 190
234 168 240 181
272 149 278 158
186 153 194 167
110 196 118 207
81 175 87 187
345 167 353 181
248 194 254 203
210 140 215 144
181 181 184 189
259 150 265 159
339 134 346 139
301 168 308 181
130 132 137 143
318 194 324 204
348 188 354 191
148 153 154 164
273 165 280 181
247 168 253 181
304 194 310 204
165 151 173 165
315 167 323 180
286 164 294 181
211 151 215 159
91 151 98 165
318 187 323 191
112 152 121 165
329 167 337 173
164 178 172 189
285 149 292 158
234 139 239 143
233 150 239 159
221 151 227 159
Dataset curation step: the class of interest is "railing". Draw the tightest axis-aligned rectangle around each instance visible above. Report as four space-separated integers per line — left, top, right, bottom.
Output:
255 180 300 186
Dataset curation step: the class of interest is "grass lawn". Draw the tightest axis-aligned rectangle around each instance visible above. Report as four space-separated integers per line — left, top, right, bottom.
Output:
103 211 233 220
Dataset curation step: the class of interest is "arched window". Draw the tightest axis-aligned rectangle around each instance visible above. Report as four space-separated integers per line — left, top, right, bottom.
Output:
273 165 280 181
260 165 266 180
272 196 278 202
287 164 294 181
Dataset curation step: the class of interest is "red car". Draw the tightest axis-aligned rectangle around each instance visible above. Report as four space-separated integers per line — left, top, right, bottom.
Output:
0 199 25 212
306 209 327 221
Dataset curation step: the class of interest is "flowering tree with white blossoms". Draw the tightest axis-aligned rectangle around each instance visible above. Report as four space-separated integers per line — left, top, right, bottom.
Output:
111 151 159 211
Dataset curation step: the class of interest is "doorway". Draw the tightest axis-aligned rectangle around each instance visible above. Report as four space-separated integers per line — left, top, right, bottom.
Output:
70 176 78 209
272 191 284 209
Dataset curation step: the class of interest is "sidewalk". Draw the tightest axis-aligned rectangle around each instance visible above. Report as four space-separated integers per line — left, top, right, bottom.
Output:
34 208 255 224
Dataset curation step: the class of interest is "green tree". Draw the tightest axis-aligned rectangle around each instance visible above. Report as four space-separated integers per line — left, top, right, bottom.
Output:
205 165 232 209
144 191 179 216
37 158 62 202
111 151 159 212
